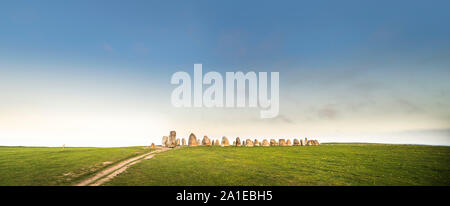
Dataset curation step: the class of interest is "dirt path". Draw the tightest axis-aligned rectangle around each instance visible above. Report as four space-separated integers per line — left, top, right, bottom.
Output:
75 147 170 186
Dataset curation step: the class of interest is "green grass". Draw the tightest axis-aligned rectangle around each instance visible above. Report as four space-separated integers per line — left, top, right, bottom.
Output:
105 144 450 186
0 146 153 185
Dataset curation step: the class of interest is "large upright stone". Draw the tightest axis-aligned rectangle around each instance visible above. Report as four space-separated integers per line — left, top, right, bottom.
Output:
221 136 230 146
314 140 320 145
166 131 176 148
300 139 305 146
216 139 220 146
293 139 300 146
254 139 259 146
270 139 277 146
202 136 211 146
176 138 180 146
235 137 241 146
279 139 286 146
188 133 197 146
286 139 292 146
182 138 186 146
245 139 253 147
309 140 319 146
262 139 270 146
151 143 155 148
162 136 168 147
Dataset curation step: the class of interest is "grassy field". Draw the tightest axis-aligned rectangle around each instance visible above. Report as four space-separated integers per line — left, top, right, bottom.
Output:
105 144 450 186
0 144 448 186
0 146 153 185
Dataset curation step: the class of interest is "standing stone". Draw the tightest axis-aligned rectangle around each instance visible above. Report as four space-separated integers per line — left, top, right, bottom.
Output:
300 139 304 146
245 139 253 147
151 143 155 148
315 140 320 145
270 139 277 146
197 139 201 146
232 141 236 146
254 139 259 146
306 140 312 146
182 138 186 146
293 139 300 146
242 139 247 146
279 139 286 146
176 138 181 146
262 139 270 146
216 139 220 146
235 137 241 146
162 136 169 147
202 136 211 146
188 133 197 146
286 139 292 146
166 131 176 148
221 136 230 146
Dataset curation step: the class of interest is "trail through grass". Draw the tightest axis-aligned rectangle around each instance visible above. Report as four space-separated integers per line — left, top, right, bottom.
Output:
0 146 153 185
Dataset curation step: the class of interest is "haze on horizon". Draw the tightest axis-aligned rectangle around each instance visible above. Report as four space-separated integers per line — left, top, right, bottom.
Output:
0 0 449 146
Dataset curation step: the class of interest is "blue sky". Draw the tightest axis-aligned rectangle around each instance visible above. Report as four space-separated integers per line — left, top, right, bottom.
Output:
0 0 449 146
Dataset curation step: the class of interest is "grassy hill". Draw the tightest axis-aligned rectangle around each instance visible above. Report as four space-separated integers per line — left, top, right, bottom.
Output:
105 144 450 186
0 146 153 185
0 144 448 186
